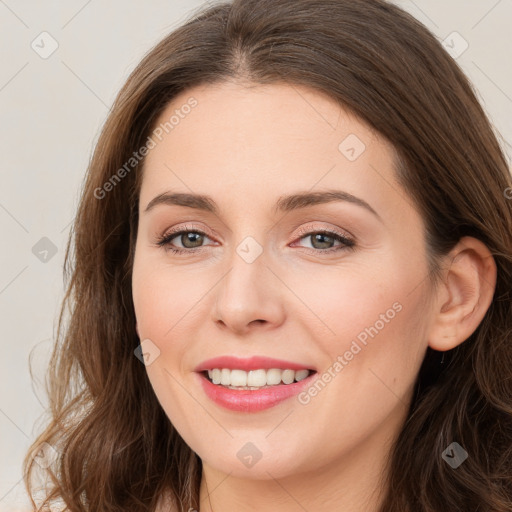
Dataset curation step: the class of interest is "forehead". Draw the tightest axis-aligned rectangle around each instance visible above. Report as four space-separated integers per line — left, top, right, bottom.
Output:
138 80 405 222
146 80 381 158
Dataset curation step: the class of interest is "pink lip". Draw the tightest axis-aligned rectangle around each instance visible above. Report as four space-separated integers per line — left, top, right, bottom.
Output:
196 371 317 412
194 355 314 372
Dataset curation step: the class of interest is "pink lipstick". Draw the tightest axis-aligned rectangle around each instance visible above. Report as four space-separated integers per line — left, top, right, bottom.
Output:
194 356 317 412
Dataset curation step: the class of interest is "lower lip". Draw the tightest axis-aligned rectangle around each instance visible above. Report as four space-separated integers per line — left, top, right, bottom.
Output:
197 372 316 412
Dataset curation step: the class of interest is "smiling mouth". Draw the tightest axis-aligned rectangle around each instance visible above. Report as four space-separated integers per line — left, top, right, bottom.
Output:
202 368 316 390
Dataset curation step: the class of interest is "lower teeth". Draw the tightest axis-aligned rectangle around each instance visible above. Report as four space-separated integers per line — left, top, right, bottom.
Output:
214 381 305 390
225 384 277 390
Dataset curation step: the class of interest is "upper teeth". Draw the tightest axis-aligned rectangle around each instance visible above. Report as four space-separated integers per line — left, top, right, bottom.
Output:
207 368 310 388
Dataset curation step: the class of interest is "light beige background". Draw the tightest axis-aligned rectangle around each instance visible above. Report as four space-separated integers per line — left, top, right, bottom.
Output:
1 0 511 509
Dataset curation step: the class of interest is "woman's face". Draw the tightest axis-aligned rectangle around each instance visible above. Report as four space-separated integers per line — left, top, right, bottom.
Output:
132 81 436 480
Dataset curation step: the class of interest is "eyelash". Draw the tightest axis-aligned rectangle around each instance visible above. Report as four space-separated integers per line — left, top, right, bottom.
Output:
155 224 356 255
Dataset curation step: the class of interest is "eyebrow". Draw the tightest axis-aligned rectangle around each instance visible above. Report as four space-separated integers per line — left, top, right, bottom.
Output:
143 189 382 221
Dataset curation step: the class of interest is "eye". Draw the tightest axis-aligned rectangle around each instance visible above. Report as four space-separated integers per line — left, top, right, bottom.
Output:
155 224 214 254
292 226 355 254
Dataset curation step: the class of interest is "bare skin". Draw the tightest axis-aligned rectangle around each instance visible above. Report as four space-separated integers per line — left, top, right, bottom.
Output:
133 80 496 512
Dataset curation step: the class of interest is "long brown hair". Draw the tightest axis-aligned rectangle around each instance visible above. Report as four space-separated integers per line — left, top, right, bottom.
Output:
24 0 512 510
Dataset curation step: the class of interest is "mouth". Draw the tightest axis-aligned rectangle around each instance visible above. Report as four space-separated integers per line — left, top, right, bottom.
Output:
196 368 317 413
194 356 318 412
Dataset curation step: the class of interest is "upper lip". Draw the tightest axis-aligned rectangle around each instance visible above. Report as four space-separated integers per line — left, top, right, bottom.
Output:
194 356 316 372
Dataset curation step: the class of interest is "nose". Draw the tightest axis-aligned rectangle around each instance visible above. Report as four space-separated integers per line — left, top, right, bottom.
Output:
212 245 286 336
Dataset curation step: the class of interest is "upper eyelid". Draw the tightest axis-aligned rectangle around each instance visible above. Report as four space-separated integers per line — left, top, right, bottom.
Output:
294 223 354 239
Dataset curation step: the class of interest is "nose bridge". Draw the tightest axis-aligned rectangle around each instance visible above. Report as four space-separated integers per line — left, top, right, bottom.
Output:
227 236 265 292
212 232 285 331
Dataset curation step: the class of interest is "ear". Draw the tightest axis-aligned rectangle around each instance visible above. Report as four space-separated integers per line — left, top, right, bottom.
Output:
428 236 497 351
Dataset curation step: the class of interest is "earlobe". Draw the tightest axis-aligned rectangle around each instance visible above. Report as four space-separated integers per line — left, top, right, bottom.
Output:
428 236 497 352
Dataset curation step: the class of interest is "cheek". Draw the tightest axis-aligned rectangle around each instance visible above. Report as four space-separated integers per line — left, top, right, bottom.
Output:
132 261 208 434
292 251 430 375
289 282 429 458
282 260 403 351
132 260 207 345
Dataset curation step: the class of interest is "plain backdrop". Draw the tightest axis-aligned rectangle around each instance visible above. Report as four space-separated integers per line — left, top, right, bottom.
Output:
1 0 511 509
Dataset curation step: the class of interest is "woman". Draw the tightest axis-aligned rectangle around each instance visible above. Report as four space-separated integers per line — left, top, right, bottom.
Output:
23 0 512 510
